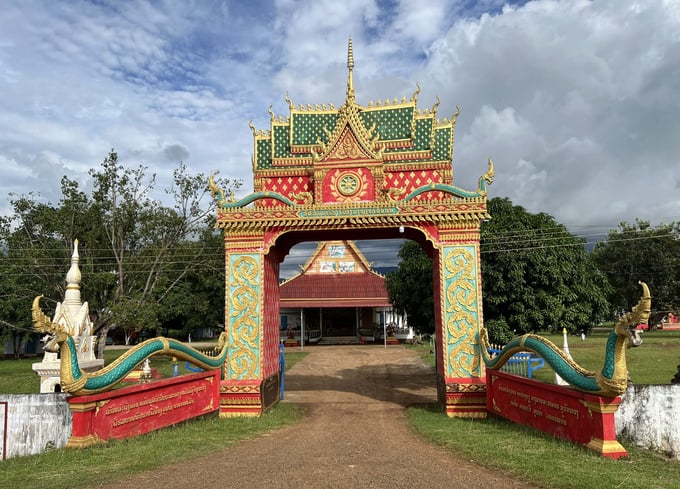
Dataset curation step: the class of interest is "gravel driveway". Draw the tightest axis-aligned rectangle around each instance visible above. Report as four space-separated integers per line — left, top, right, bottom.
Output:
98 345 537 488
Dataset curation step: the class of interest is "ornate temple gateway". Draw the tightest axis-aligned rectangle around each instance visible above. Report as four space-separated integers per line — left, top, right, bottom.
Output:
211 39 494 417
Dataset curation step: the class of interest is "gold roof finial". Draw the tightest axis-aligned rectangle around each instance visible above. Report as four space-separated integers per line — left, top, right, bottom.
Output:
347 36 354 70
346 36 355 102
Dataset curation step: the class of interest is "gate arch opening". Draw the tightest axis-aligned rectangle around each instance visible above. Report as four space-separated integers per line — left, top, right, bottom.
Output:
279 236 422 344
212 39 493 417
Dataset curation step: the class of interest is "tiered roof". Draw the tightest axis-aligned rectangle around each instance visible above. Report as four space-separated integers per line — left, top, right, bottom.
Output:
251 38 456 173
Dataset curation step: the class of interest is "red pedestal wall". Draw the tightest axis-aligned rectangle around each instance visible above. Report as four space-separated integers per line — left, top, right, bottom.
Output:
67 370 220 447
487 370 626 459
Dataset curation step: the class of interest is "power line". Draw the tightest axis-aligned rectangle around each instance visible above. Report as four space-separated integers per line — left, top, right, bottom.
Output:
2 227 677 272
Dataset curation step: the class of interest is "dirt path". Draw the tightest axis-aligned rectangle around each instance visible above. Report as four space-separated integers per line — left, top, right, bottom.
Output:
99 346 537 488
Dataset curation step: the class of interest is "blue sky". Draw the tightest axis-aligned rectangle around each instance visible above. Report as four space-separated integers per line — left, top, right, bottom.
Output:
1 0 679 276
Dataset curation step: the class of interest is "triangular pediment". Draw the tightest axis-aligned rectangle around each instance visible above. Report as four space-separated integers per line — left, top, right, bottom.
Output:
311 96 384 163
303 240 370 274
322 126 376 163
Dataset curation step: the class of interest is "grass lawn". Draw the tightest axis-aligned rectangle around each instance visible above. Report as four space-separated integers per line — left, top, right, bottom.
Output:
407 405 680 489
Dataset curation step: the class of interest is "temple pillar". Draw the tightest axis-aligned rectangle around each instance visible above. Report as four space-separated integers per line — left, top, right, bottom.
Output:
434 233 487 418
219 236 281 417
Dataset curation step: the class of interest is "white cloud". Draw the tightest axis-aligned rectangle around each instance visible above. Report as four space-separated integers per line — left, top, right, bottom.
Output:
419 0 680 226
0 0 679 269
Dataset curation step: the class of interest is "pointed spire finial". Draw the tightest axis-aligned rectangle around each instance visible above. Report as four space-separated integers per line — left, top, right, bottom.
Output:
346 36 355 103
347 36 354 70
65 239 81 294
63 239 83 317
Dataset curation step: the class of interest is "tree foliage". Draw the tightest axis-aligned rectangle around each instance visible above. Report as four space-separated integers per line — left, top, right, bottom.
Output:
481 198 610 342
591 220 680 325
385 241 435 335
385 197 611 344
0 150 238 357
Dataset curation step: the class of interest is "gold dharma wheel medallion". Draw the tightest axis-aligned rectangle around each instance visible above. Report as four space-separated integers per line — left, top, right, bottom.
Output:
337 172 361 196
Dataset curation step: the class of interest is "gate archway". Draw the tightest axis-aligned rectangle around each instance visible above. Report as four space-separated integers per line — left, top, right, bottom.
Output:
212 39 493 418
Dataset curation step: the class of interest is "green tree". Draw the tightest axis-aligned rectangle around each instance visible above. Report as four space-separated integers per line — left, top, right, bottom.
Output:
0 150 238 357
158 228 225 340
591 220 680 325
0 243 36 357
385 240 435 335
0 184 80 356
481 198 610 342
385 197 611 344
87 151 237 353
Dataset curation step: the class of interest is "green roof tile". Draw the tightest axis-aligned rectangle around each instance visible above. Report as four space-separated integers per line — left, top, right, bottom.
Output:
256 139 272 169
359 106 413 141
291 113 338 146
253 99 454 170
413 118 433 151
432 126 452 161
273 125 291 158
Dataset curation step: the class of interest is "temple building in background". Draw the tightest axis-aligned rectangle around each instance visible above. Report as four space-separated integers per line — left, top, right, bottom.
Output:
279 240 411 344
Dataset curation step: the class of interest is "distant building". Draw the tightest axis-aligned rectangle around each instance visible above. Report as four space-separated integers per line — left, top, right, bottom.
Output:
661 312 680 330
279 240 410 344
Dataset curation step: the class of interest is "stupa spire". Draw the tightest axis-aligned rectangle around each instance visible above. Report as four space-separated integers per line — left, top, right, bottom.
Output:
63 239 82 310
32 238 104 392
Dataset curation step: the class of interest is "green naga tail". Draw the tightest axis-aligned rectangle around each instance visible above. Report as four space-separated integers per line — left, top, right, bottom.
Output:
479 282 651 397
32 296 228 396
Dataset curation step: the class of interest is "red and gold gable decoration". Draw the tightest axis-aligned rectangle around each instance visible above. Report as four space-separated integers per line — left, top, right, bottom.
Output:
302 240 371 275
323 167 373 203
320 128 376 203
324 126 376 164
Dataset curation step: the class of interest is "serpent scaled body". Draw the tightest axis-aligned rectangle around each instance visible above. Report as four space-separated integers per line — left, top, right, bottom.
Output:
32 296 228 396
479 282 651 397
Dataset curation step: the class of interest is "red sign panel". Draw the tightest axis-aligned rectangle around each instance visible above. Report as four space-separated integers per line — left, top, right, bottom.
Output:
68 370 219 445
487 370 626 458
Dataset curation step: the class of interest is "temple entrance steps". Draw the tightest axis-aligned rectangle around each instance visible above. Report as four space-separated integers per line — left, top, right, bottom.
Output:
317 336 361 345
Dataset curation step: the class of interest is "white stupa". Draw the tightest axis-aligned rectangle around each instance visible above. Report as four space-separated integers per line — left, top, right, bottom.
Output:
32 240 104 393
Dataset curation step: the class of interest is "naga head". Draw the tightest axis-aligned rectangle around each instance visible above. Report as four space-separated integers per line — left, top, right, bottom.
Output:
43 331 69 352
216 331 229 350
479 326 490 349
32 295 69 350
32 295 52 332
619 282 651 348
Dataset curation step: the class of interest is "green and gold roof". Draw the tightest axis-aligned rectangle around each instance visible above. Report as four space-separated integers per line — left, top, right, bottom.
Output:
252 87 456 170
251 37 457 173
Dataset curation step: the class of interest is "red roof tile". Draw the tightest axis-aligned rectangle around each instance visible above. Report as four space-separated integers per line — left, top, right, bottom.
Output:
280 272 390 308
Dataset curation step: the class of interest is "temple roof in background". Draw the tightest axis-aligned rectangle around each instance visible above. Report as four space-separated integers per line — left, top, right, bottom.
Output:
279 240 390 308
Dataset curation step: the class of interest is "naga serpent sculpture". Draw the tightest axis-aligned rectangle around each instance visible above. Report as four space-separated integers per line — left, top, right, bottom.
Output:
479 282 652 397
32 295 229 396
